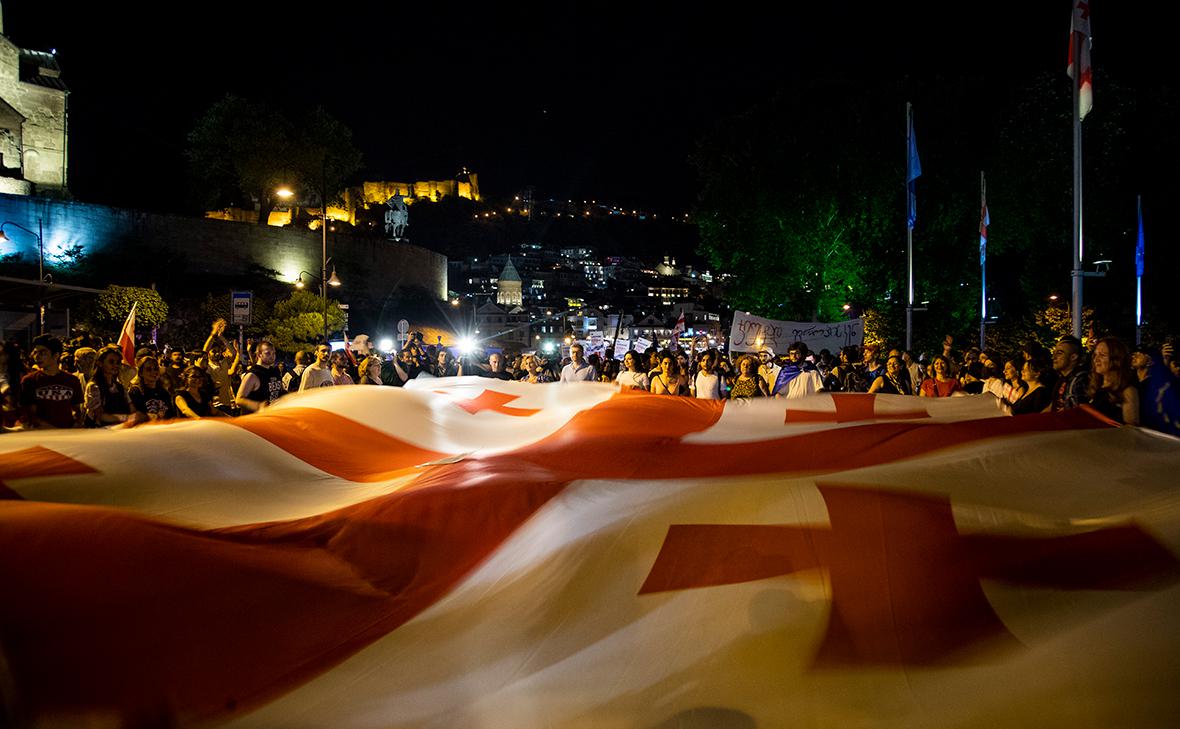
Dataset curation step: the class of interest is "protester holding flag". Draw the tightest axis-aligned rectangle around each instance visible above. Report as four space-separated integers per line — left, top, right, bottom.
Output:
174 366 225 419
995 357 1030 414
649 352 684 396
235 340 285 412
729 354 769 399
919 355 962 398
868 355 914 396
615 351 649 391
84 347 133 426
690 349 726 400
128 356 176 422
1087 337 1139 426
20 334 84 429
1012 353 1055 415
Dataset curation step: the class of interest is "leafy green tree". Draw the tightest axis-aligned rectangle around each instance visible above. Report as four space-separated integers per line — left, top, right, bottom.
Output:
93 285 168 328
186 95 362 224
693 81 909 326
76 285 169 339
265 290 345 353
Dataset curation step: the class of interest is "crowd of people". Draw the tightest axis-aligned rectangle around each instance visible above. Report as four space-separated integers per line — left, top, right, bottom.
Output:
6 317 1179 435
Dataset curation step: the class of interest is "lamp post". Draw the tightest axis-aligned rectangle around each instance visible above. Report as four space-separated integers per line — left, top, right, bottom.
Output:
277 188 341 342
293 267 342 342
0 219 48 333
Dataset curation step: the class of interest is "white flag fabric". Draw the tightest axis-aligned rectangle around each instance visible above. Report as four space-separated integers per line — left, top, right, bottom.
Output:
2 380 1179 728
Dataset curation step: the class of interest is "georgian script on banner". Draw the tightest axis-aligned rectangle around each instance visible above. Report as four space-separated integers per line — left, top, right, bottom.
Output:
729 311 864 354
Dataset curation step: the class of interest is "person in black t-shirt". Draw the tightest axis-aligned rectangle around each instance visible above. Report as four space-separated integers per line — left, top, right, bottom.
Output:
176 366 225 418
235 340 285 413
128 356 176 422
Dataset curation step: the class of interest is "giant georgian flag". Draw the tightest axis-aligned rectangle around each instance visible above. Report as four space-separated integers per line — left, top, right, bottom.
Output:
2 379 1179 728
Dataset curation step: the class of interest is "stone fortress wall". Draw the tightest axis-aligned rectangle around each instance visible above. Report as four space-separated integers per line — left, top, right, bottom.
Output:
0 194 448 301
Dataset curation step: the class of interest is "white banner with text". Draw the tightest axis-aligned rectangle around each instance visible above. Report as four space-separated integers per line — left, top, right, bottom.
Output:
728 312 864 354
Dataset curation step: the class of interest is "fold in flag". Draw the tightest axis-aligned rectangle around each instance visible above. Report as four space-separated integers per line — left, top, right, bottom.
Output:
907 107 921 228
117 301 137 365
2 381 1179 728
1068 0 1093 120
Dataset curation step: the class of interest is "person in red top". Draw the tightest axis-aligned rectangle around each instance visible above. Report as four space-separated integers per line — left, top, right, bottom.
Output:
919 354 962 398
20 334 83 429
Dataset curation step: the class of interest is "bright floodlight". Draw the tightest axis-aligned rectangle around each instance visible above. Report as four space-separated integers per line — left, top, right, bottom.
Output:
276 188 294 199
541 341 556 354
378 338 394 352
457 337 476 355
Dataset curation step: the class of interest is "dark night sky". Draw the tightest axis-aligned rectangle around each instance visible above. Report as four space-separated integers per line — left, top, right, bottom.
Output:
4 2 1172 214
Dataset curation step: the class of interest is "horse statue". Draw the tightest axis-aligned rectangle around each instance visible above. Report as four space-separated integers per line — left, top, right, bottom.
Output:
384 194 409 240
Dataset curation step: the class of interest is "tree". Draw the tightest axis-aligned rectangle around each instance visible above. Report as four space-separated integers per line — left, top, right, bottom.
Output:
78 285 169 338
693 80 908 326
265 290 346 353
186 96 363 223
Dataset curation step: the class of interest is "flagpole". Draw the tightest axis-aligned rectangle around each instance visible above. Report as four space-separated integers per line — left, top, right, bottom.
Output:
1136 195 1144 346
1071 25 1084 340
979 170 987 350
905 102 914 352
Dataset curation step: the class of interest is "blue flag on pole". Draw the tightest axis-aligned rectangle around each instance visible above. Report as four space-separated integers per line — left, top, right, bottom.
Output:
1136 197 1145 278
907 112 921 229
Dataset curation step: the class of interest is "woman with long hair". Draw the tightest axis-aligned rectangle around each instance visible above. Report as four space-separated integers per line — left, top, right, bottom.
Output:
1088 336 1139 425
85 348 133 426
128 355 176 422
995 357 1028 413
616 351 649 390
649 353 684 396
919 354 961 398
1011 351 1054 415
729 354 770 399
175 366 226 419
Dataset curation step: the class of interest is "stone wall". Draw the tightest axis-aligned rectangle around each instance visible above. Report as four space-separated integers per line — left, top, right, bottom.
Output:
0 38 67 192
0 194 448 301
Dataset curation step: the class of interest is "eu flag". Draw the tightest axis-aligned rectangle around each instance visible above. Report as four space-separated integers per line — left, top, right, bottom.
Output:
1136 197 1145 278
907 111 921 229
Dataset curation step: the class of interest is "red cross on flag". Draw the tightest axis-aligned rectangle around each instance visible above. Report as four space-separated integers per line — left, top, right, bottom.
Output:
1 380 1178 728
1068 0 1093 120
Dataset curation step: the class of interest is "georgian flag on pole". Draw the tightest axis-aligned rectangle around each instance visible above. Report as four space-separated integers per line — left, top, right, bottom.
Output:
1068 0 1093 120
671 309 686 343
3 382 1180 728
117 301 137 365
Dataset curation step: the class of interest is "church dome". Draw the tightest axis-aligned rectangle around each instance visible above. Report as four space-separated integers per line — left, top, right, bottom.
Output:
498 257 522 283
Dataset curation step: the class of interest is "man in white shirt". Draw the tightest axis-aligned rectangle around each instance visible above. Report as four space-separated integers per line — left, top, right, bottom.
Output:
758 347 780 392
691 350 726 399
298 344 334 390
560 344 597 382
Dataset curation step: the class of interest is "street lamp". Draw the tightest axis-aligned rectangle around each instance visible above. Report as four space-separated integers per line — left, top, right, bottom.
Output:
0 219 48 333
277 186 341 341
292 266 342 342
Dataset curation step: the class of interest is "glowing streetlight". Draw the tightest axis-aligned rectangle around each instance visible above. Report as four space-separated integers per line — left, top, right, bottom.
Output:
277 185 341 341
